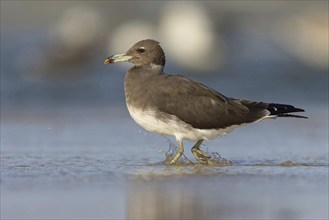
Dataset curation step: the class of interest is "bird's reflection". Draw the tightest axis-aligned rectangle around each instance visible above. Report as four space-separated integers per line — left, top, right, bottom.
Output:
126 180 222 219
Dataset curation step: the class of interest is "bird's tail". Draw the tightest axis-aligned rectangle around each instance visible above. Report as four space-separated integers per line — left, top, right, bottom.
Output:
267 103 308 119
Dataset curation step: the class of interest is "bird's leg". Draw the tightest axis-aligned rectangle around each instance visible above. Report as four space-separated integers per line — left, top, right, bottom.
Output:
169 139 184 164
191 139 211 164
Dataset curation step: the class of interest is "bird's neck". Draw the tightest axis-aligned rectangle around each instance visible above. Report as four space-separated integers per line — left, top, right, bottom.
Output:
131 63 164 74
149 63 164 72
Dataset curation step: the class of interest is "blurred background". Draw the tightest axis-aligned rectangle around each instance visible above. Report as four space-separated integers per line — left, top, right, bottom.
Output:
1 1 328 219
1 1 328 109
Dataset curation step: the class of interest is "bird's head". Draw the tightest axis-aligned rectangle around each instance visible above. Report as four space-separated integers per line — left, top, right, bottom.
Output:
104 39 166 69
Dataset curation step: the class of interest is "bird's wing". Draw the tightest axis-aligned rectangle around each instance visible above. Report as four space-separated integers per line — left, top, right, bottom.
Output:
152 75 269 129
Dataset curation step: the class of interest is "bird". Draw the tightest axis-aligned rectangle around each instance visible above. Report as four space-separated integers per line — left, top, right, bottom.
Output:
104 39 307 165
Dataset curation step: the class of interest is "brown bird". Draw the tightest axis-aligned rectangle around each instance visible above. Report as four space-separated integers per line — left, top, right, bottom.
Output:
104 39 307 164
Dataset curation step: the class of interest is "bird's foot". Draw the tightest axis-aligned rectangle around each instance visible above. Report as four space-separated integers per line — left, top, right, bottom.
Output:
169 157 177 165
168 155 193 165
191 148 212 164
167 147 184 165
192 149 232 166
169 160 177 165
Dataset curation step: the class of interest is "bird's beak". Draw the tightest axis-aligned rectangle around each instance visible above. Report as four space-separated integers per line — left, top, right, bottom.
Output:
104 53 132 64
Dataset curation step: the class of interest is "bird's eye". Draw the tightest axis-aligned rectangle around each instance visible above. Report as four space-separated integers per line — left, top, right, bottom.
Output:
137 47 145 53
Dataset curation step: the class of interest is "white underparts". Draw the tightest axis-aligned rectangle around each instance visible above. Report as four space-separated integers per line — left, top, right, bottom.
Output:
126 105 265 143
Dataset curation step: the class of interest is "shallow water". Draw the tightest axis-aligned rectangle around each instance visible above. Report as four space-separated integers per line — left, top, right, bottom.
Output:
1 105 328 219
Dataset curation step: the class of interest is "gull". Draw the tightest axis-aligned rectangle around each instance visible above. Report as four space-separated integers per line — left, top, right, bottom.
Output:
104 39 307 164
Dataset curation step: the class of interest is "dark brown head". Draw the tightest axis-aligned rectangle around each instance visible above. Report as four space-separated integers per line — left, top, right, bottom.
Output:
104 39 166 68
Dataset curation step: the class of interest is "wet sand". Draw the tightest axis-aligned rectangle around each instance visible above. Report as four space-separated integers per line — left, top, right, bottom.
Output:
1 106 328 219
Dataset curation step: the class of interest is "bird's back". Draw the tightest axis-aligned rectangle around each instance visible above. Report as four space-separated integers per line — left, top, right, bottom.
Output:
125 68 270 130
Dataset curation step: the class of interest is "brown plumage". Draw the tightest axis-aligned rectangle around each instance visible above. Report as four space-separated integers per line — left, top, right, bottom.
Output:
105 39 307 164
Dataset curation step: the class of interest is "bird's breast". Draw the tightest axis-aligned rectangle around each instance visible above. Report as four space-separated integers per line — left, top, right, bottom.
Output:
126 101 237 142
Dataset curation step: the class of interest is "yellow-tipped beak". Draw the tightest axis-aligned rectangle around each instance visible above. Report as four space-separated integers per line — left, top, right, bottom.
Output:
104 53 132 64
104 58 111 64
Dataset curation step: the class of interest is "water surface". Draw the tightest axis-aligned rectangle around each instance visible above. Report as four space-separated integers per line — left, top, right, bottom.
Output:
1 106 328 219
